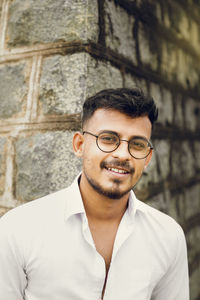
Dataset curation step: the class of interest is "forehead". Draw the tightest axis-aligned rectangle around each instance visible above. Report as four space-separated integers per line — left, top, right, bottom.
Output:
84 109 152 139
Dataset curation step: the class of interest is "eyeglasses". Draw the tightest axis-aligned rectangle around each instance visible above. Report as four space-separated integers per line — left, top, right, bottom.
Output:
83 131 153 159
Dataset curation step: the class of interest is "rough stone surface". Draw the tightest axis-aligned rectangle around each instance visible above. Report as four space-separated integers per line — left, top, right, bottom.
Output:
176 51 199 89
164 190 180 222
39 53 87 115
7 0 98 47
0 63 27 118
147 193 167 213
189 260 200 300
124 74 148 94
150 84 173 126
162 46 200 91
185 99 200 131
0 1 2 20
39 53 123 116
187 225 200 300
162 43 179 81
184 185 200 219
171 141 195 180
172 93 184 128
105 1 137 63
189 21 200 52
194 141 200 170
0 137 6 196
15 131 82 202
85 57 123 97
138 21 158 70
135 150 159 192
154 140 170 180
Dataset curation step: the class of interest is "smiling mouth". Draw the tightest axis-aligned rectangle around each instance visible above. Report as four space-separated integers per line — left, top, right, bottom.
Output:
101 160 134 175
105 167 130 174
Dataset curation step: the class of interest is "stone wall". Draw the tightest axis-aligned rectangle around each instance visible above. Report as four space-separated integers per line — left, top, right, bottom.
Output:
0 0 200 299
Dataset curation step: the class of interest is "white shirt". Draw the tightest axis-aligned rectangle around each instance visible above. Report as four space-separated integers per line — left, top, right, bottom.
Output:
0 175 189 300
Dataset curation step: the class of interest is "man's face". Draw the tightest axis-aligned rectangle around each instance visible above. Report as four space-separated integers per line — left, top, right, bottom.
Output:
73 109 153 200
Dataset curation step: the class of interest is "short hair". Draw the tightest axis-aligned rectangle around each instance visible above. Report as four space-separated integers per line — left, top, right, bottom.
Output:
82 88 158 128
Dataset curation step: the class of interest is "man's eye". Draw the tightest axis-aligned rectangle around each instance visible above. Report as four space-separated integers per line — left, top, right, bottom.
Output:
130 140 147 150
99 135 118 144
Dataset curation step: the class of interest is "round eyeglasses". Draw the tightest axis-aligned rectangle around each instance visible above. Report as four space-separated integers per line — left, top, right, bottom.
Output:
83 131 153 159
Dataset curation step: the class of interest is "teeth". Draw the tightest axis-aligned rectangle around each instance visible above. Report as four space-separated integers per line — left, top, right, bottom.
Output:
108 167 128 174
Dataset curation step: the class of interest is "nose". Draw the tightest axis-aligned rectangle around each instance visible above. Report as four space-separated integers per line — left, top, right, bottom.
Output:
112 140 131 160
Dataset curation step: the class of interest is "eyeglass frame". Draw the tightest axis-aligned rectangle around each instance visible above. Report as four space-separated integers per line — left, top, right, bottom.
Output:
83 130 153 159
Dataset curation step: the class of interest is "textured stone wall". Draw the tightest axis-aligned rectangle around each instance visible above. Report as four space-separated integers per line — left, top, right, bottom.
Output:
0 0 200 299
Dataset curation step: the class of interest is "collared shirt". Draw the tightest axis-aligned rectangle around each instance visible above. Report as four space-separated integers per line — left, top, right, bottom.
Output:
0 175 189 300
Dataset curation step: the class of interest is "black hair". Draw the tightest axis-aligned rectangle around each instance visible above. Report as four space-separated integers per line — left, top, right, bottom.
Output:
82 88 158 128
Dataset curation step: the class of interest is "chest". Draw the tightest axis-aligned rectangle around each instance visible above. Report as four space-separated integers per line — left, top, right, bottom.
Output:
88 221 119 272
23 218 167 300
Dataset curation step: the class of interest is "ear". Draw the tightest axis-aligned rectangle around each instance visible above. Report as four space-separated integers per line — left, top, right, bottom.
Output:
144 149 153 169
72 132 84 158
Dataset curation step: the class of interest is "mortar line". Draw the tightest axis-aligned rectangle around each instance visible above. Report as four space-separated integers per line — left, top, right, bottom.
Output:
0 0 9 55
25 56 41 122
30 55 42 121
0 138 17 208
81 0 89 109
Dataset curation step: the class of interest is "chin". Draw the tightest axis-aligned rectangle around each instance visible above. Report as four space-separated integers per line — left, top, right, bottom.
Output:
87 174 131 200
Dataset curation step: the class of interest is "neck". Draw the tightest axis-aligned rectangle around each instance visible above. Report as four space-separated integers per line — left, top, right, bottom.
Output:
79 173 129 222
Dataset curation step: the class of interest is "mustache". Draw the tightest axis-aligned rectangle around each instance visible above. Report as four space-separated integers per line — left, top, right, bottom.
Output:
100 160 135 174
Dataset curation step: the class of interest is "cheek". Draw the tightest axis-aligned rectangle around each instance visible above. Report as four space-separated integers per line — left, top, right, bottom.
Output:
134 161 146 176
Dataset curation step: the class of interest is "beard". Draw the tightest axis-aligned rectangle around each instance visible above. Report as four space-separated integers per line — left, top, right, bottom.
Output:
83 159 135 200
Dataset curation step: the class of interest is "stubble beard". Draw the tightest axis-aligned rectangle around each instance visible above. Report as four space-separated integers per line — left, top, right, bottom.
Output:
84 170 134 200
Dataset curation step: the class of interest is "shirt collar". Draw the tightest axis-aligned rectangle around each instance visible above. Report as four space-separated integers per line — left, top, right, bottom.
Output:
127 190 147 220
64 173 147 222
64 173 85 221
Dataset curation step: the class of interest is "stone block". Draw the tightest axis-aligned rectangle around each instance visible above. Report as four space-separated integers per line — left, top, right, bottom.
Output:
0 63 27 118
85 56 123 97
161 43 179 82
0 1 2 20
162 44 199 92
164 190 180 222
154 140 170 179
171 141 195 180
135 148 159 192
172 94 184 128
150 84 173 125
185 98 199 131
39 53 87 115
194 141 200 170
0 137 6 196
186 227 200 272
178 14 190 41
166 1 185 34
147 193 167 213
189 21 200 53
138 21 158 70
39 53 123 115
176 50 199 89
189 258 200 300
104 1 137 64
124 74 148 94
7 0 98 48
184 185 200 219
15 131 82 202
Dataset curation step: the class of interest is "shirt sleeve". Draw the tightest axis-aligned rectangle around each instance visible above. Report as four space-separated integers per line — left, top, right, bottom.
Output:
0 213 27 299
151 224 189 300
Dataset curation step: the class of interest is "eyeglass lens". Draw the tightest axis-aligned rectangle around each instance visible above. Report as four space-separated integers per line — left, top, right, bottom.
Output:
97 132 151 159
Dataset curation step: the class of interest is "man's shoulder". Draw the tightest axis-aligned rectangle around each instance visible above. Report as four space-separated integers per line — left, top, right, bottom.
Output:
0 185 72 230
135 197 184 238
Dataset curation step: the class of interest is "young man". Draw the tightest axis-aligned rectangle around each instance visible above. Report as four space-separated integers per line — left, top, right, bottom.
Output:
0 88 189 299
